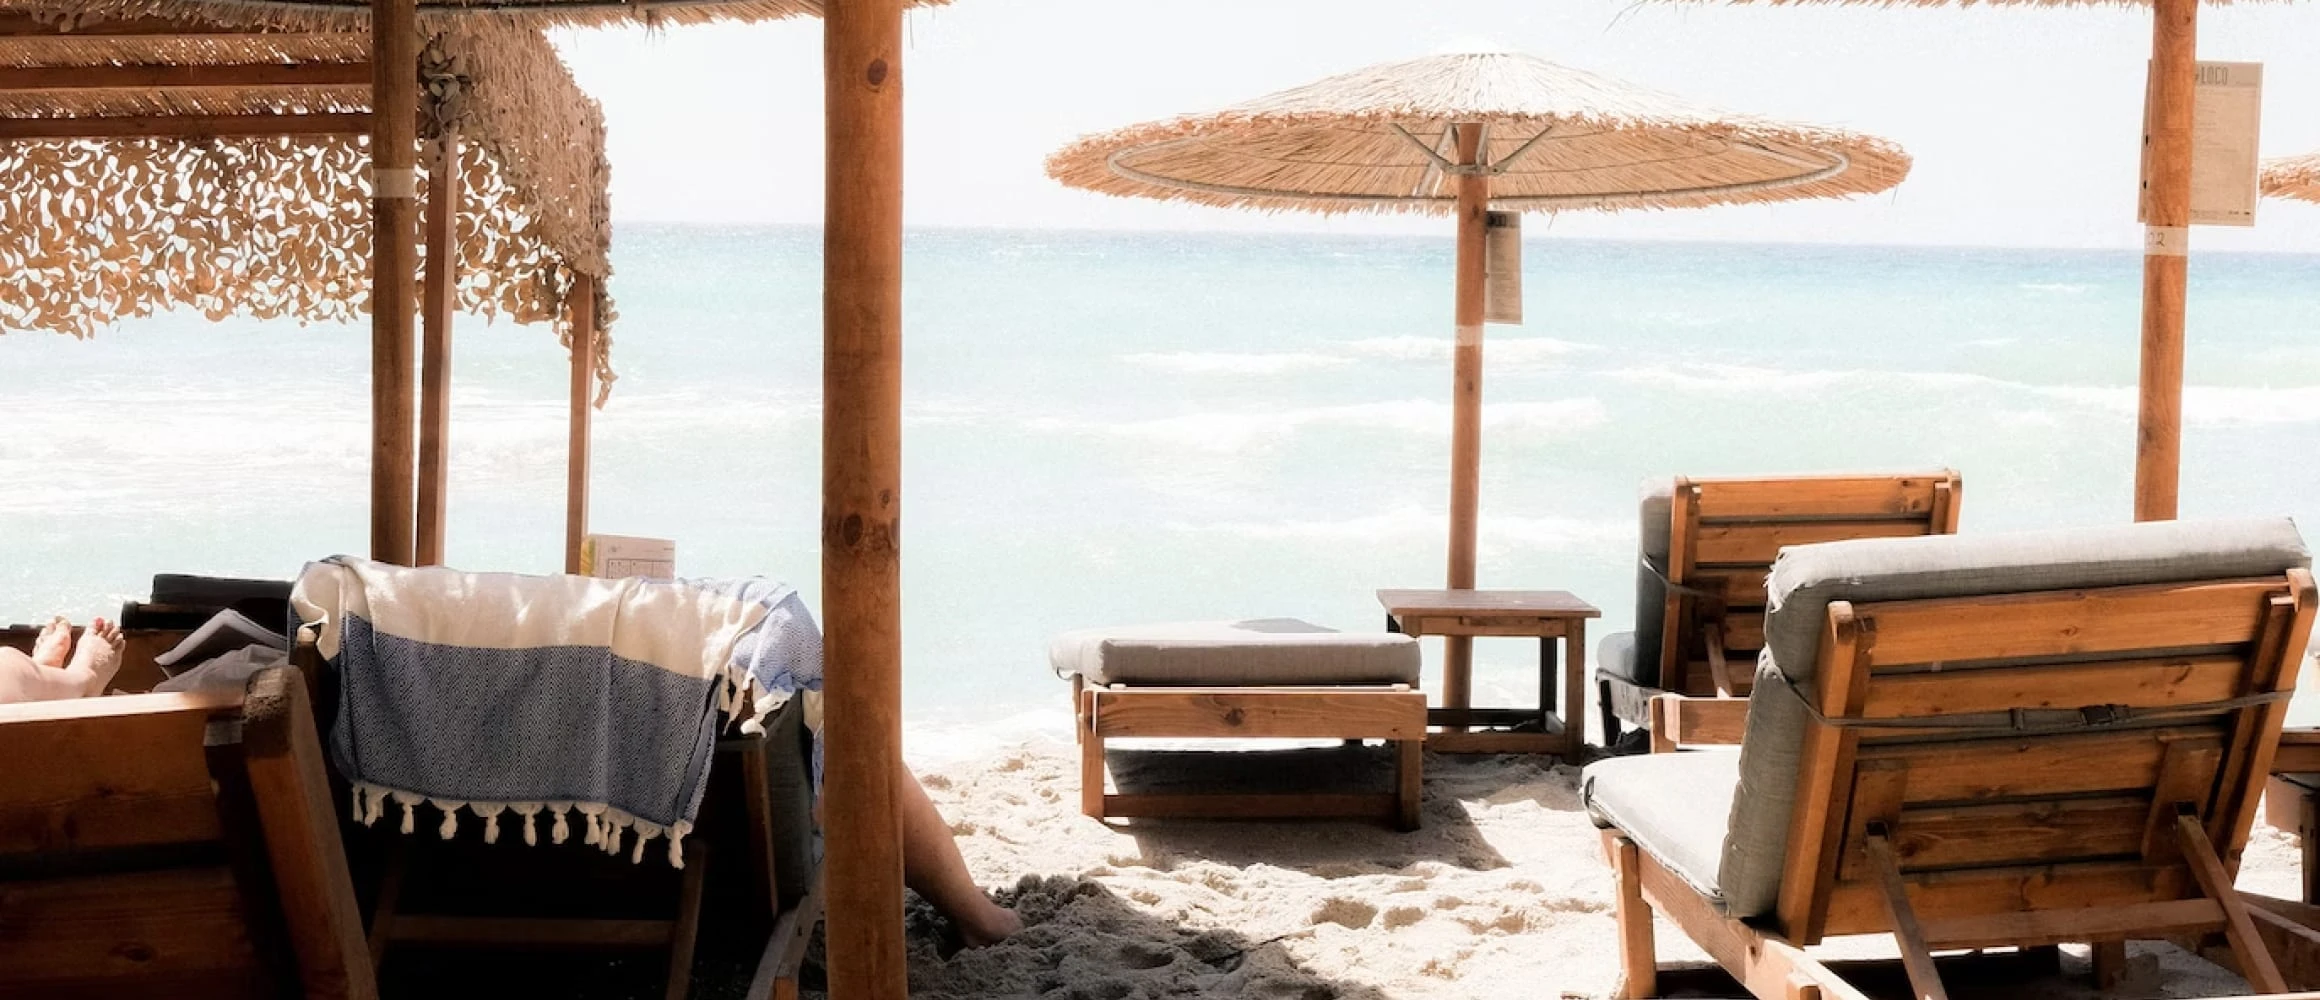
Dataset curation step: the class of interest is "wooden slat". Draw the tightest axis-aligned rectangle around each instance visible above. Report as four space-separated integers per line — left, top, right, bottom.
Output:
237 668 375 1000
1856 729 2181 805
1694 519 1928 567
1681 660 1756 698
0 62 368 92
1692 569 1771 608
0 692 237 854
1652 694 1747 750
1723 612 1765 651
1779 603 1871 942
1390 614 1586 639
0 866 261 996
0 112 367 140
2215 573 2315 859
1845 796 2150 877
1916 897 2225 951
1820 862 2184 936
2274 729 2320 774
1692 474 1953 521
1856 578 2282 667
1862 655 2247 717
1633 843 1874 1000
1091 689 1425 740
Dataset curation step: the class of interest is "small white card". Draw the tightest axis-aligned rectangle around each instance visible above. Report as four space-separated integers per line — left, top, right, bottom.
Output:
582 534 676 579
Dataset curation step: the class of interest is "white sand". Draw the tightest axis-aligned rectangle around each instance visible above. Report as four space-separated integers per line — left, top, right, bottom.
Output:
841 737 2311 999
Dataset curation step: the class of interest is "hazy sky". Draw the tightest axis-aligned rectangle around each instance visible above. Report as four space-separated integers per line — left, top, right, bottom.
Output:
550 1 2320 250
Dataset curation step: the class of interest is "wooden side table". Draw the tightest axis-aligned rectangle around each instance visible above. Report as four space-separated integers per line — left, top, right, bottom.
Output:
1377 588 1600 757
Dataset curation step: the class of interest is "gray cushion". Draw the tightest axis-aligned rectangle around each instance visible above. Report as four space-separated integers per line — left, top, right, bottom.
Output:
1049 619 1421 686
1718 517 2311 919
1624 482 1676 688
1597 630 1644 685
1581 750 1740 907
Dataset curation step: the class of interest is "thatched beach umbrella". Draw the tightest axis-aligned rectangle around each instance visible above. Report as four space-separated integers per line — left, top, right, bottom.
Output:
1048 50 1907 735
1695 0 2232 521
2265 153 2320 204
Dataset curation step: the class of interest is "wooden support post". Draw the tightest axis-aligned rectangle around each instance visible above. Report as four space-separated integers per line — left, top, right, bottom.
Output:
2136 0 2196 522
2178 812 2289 993
1442 122 1488 730
564 275 596 575
1865 832 1949 1000
1608 833 1658 1000
822 0 908 995
239 668 379 999
2091 941 2129 989
415 131 459 567
368 0 417 566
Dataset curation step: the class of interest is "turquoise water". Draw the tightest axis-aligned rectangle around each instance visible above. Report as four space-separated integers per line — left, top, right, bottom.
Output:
7 225 2320 731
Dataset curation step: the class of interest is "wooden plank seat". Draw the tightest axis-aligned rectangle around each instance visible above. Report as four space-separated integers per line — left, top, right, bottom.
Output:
1053 619 1428 831
1581 517 2315 1000
0 665 376 999
1594 471 1961 748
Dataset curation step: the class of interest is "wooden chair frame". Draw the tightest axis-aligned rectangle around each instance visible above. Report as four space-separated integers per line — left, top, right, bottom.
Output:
1607 567 2316 1000
1656 471 1960 702
1075 675 1427 831
0 665 376 999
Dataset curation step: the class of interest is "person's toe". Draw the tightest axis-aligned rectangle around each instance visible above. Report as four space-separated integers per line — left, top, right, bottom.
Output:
31 616 72 669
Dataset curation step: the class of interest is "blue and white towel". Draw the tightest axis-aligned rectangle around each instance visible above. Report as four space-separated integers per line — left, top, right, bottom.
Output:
290 556 823 867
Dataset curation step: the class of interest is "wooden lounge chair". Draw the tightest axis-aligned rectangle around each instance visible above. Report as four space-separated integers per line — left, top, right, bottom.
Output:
1595 470 1961 747
1582 517 2313 1000
0 664 376 999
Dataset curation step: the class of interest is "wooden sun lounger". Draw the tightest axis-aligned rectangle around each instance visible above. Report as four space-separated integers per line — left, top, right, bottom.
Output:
1596 471 1961 745
0 666 376 999
1585 518 2315 1000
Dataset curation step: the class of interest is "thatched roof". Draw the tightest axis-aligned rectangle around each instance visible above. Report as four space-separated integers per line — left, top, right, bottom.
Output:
31 0 943 30
0 4 618 395
2264 153 2320 204
1046 51 1909 216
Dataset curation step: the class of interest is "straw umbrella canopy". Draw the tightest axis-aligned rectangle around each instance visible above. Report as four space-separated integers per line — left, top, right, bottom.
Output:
2265 153 2320 204
1049 50 1908 731
1692 0 2244 522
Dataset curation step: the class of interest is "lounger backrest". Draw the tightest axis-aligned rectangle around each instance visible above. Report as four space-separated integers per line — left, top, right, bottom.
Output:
1717 517 2313 944
0 668 375 999
1631 472 1960 696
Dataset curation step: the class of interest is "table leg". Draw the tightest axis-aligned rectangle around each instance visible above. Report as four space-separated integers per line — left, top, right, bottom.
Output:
1566 621 1588 758
1537 633 1557 723
1443 637 1472 734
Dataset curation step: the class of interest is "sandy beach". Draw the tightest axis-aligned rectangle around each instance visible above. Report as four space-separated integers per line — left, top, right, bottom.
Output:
808 736 2315 1000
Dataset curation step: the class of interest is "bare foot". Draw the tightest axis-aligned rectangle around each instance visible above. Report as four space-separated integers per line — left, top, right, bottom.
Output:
65 617 123 695
957 901 1023 949
30 616 70 669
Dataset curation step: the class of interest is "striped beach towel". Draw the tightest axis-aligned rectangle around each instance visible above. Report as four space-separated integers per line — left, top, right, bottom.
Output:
290 557 822 867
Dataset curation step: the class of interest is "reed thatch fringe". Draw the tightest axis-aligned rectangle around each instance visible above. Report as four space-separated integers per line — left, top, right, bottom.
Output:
2264 153 2320 205
29 0 943 31
1047 51 1909 217
0 0 620 393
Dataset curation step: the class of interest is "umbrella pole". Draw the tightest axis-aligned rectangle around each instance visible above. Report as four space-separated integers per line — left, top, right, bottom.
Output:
564 275 595 575
1443 123 1487 730
416 131 460 568
2137 0 2196 522
823 0 909 995
369 0 418 566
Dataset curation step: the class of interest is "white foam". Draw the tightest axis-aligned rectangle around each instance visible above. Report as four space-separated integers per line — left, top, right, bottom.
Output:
1024 398 1608 453
1342 335 1596 367
1122 351 1354 376
1171 505 1628 551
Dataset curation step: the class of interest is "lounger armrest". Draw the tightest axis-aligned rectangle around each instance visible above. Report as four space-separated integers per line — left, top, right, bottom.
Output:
1649 693 1747 753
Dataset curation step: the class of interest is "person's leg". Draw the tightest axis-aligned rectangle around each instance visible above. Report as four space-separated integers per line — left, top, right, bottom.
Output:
0 617 99 704
61 617 123 697
898 762 1020 947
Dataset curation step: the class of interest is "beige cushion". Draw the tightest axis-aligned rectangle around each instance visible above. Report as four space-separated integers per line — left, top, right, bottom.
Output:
1050 619 1420 687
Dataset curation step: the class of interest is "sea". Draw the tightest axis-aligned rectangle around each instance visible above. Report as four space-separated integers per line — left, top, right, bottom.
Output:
6 225 2320 744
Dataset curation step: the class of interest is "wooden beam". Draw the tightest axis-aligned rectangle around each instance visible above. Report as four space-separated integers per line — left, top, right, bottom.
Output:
822 0 908 995
1440 122 1487 733
367 0 416 567
414 132 458 568
0 62 368 92
0 113 367 140
2179 813 2290 993
237 668 378 1000
0 13 338 37
564 273 595 575
2135 0 2196 522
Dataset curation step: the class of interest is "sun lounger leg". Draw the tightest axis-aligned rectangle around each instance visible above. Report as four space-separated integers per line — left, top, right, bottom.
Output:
664 844 709 1000
2177 813 2291 993
368 839 408 970
1395 738 1422 832
1865 830 1948 1000
2090 941 2128 988
1608 833 1657 998
1080 687 1106 820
